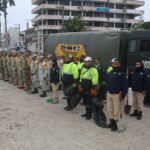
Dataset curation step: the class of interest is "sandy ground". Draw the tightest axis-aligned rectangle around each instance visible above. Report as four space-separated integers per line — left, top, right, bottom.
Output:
0 80 150 150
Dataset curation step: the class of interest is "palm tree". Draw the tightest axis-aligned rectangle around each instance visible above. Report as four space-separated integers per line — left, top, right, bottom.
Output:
0 0 15 50
63 16 85 32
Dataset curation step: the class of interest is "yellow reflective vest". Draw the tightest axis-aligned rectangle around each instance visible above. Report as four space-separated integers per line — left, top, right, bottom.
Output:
80 66 98 86
62 62 79 80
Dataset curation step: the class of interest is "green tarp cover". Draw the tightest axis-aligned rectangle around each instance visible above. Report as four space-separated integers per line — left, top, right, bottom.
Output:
44 31 128 66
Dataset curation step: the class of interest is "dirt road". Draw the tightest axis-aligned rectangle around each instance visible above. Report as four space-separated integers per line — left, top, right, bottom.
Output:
0 80 150 150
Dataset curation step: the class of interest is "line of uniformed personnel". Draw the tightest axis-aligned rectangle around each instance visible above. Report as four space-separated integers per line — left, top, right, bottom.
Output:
0 50 31 90
0 50 54 97
0 50 149 132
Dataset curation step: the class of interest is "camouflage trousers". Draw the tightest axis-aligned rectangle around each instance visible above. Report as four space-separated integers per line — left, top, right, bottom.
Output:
4 66 9 81
23 69 31 91
8 67 13 83
18 70 24 87
12 69 18 85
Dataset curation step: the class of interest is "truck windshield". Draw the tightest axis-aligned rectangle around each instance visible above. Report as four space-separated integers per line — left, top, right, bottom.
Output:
129 40 136 52
140 40 150 52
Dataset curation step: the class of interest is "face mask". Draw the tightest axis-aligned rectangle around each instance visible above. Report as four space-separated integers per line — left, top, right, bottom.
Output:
135 66 143 71
113 67 120 71
84 64 91 68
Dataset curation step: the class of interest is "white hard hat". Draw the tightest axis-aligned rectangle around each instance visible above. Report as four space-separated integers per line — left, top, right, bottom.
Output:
111 58 118 63
84 56 92 62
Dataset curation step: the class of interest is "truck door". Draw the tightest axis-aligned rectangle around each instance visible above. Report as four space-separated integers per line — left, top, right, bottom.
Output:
127 39 139 69
139 39 150 69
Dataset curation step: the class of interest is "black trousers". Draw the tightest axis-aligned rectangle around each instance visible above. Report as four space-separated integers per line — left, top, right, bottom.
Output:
82 90 93 116
82 90 92 106
63 84 73 108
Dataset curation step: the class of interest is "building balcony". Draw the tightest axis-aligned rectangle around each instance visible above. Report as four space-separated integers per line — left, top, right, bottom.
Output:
110 0 144 6
35 25 62 31
35 24 120 32
110 9 144 16
32 2 144 14
32 14 140 25
124 0 144 6
32 4 63 14
126 9 144 16
32 15 64 23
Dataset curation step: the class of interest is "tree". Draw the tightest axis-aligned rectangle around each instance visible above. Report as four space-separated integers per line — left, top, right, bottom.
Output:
141 22 150 29
131 22 150 31
63 16 85 32
0 0 15 50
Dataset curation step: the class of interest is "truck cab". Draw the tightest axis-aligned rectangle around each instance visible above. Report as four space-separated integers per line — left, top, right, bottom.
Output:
127 30 150 104
127 30 150 70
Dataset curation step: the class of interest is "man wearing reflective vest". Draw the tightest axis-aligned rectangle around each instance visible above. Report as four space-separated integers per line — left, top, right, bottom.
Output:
77 55 85 75
62 54 79 111
80 56 98 120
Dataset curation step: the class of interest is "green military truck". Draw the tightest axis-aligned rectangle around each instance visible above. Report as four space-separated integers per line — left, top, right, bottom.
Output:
44 30 150 68
44 30 150 104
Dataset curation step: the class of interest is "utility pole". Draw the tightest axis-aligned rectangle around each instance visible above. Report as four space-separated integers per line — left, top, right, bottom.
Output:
62 6 65 32
41 8 44 54
19 24 21 48
58 5 65 32
81 0 84 18
0 12 1 49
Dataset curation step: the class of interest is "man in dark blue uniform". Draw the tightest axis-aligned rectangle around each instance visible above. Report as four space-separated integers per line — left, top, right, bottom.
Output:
130 60 149 120
106 58 128 131
95 57 106 101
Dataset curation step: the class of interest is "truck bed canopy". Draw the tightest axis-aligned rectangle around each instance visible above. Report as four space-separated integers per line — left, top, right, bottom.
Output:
44 31 129 66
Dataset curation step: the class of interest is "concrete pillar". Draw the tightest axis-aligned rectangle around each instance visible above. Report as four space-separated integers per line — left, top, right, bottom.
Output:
69 0 72 17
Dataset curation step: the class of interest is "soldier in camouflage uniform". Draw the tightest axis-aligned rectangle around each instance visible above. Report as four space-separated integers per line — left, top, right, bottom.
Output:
2 52 9 81
30 54 39 94
39 55 48 97
22 52 31 91
0 51 3 80
46 55 52 91
17 51 24 88
11 51 18 85
7 52 13 83
1 51 5 80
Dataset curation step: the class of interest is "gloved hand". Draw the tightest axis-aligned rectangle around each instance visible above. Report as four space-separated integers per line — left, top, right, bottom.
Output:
91 85 97 89
90 87 97 97
78 84 83 93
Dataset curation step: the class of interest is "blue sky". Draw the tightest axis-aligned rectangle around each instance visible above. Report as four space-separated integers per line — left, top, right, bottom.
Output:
1 0 150 32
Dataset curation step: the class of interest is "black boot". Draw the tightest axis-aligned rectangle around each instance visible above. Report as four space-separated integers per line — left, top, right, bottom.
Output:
31 88 38 94
40 91 47 97
130 110 138 117
81 108 88 117
86 107 92 120
111 120 118 131
107 119 114 128
137 111 142 120
64 99 72 111
81 113 87 117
